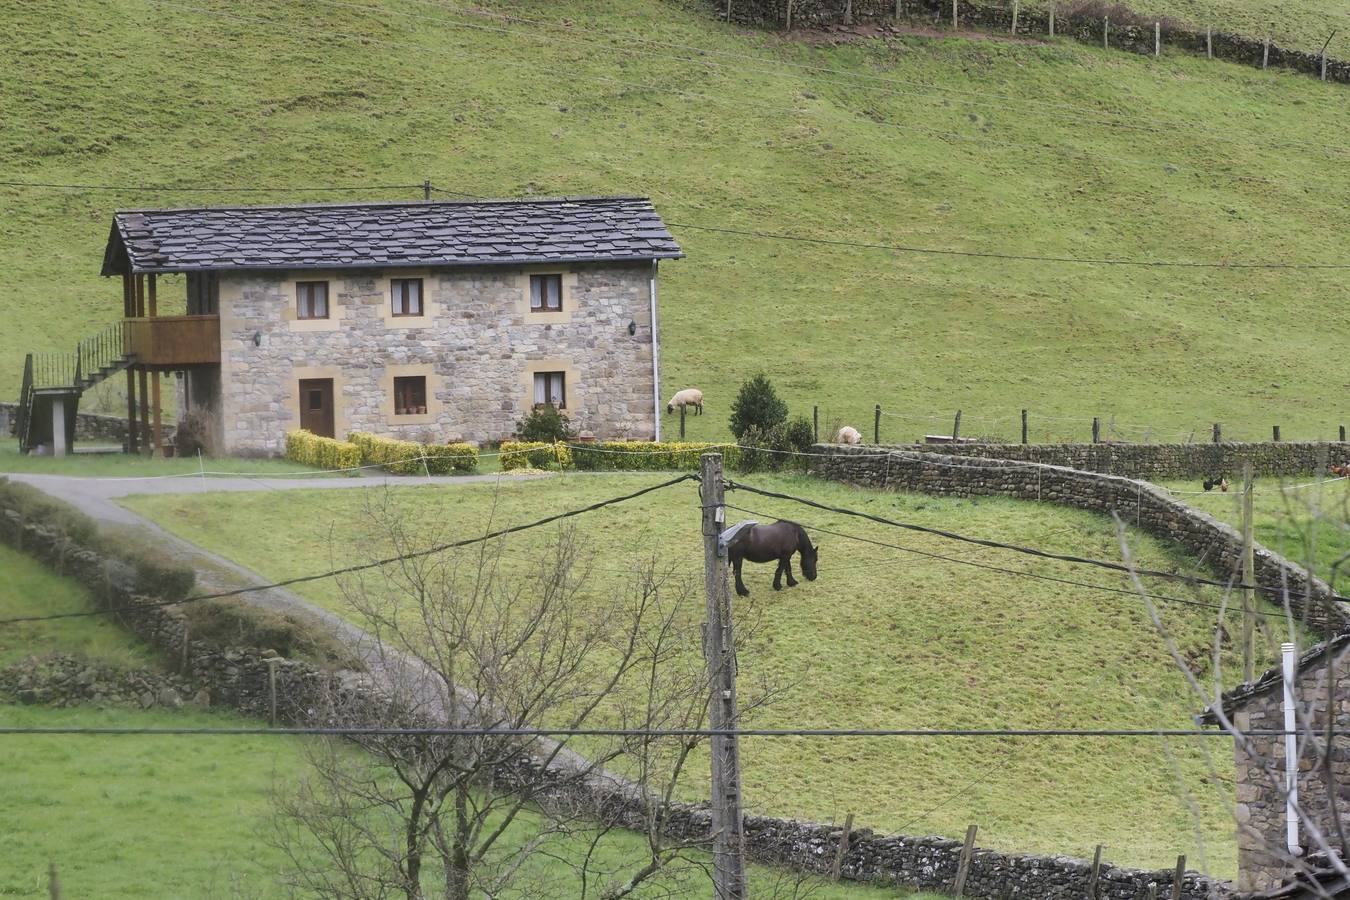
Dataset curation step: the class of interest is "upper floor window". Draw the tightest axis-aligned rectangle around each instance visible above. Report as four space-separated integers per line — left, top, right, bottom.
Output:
533 371 566 409
392 278 424 317
394 375 427 415
296 281 329 320
530 274 562 313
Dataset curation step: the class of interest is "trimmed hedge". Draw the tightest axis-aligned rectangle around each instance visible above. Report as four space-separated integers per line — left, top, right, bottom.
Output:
422 442 479 475
348 432 479 475
348 431 424 475
570 441 741 472
500 441 573 471
284 430 362 471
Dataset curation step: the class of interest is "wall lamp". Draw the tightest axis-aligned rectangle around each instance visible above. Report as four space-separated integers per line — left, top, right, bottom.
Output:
627 320 637 336
252 331 262 347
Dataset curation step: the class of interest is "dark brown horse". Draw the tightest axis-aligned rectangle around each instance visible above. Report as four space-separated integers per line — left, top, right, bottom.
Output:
725 520 818 597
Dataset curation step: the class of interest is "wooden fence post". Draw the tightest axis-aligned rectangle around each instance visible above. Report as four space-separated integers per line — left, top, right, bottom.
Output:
1049 4 1055 36
1021 409 1029 444
1206 26 1212 58
680 404 686 440
1104 16 1109 49
267 658 280 727
1092 417 1101 444
1155 22 1160 57
1340 424 1346 442
874 404 881 444
813 405 819 443
843 0 853 25
1011 0 1018 34
786 0 792 31
1212 423 1221 443
895 0 902 25
726 0 732 21
1262 37 1270 69
1148 884 1158 900
953 824 978 897
48 862 60 900
830 812 855 881
952 0 958 30
1273 425 1281 442
1170 855 1185 900
952 409 962 442
1088 844 1103 898
180 620 191 674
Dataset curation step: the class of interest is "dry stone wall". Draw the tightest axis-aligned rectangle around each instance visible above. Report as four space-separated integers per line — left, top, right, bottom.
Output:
893 440 1350 479
808 443 1348 632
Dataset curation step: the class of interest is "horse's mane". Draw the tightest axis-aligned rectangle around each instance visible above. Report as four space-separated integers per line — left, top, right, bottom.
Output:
778 519 813 551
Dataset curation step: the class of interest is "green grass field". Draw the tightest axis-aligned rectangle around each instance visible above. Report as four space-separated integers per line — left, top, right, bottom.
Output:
1162 475 1350 593
120 473 1285 876
0 528 924 897
4 0 1350 446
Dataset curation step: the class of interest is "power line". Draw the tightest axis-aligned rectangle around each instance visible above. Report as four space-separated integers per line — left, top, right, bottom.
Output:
0 474 696 626
668 221 1350 270
0 179 424 193
725 479 1350 603
0 725 1268 738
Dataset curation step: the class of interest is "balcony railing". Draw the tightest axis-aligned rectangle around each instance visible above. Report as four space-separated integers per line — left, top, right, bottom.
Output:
124 315 220 366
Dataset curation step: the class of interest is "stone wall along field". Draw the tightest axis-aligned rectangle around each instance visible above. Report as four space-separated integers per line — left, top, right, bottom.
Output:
892 439 1350 479
808 443 1348 632
1 400 162 447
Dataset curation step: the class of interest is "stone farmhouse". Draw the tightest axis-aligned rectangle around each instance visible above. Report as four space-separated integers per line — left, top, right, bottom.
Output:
14 197 682 456
1201 634 1350 893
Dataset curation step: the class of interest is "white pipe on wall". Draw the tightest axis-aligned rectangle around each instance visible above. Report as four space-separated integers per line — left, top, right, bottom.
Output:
650 260 661 443
1282 641 1302 857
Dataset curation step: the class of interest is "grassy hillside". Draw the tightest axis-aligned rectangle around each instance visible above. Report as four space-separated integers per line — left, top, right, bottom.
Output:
1162 475 1350 592
121 473 1286 876
4 0 1350 443
1023 0 1349 55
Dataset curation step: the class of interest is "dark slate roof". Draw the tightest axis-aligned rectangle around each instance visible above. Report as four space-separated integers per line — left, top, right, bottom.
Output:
100 197 683 275
1197 630 1350 725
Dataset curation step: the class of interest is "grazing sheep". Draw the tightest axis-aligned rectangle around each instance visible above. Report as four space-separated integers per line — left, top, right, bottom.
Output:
835 425 861 445
666 388 704 416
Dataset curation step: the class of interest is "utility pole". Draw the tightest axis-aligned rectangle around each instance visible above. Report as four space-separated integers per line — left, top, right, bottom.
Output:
1242 460 1256 682
700 453 747 899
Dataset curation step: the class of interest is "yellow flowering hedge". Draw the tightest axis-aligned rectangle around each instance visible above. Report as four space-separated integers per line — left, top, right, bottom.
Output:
347 432 480 475
284 430 362 471
499 441 573 471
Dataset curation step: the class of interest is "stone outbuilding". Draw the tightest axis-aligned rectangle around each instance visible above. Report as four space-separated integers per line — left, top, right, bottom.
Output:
67 196 683 456
1200 633 1350 893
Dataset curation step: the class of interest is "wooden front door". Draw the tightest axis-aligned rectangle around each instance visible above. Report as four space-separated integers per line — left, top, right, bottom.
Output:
298 378 335 438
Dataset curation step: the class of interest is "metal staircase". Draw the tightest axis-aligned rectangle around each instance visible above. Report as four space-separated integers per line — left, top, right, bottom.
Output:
15 321 133 452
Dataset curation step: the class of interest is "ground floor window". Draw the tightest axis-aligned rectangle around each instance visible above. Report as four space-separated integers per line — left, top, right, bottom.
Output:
394 375 427 415
533 371 566 408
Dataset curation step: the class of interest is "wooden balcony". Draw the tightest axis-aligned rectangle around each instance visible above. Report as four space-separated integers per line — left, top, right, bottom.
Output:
124 315 220 367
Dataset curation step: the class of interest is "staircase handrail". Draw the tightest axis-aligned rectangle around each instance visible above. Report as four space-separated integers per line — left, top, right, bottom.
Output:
15 354 34 449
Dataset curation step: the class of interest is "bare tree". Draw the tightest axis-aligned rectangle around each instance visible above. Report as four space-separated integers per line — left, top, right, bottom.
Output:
271 491 722 900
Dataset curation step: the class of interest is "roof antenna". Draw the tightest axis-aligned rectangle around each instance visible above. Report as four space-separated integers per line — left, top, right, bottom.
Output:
423 179 432 202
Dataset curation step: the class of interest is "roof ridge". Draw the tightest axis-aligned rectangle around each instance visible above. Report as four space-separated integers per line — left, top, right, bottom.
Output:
113 196 653 215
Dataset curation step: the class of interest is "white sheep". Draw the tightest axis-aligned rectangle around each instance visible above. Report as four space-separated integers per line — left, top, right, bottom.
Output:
835 425 862 444
666 388 704 416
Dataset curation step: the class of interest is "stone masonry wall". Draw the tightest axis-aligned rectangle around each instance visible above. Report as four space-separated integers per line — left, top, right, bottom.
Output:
899 440 1350 479
0 400 165 447
808 443 1348 632
0 485 1235 898
217 262 657 454
1230 654 1350 892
